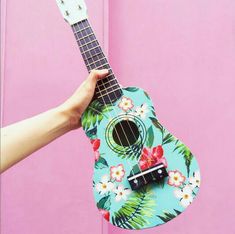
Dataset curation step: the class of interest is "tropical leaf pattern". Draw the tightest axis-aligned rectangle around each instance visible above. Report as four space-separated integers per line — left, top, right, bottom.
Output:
116 143 143 160
157 209 182 223
85 126 97 139
112 186 156 229
162 132 175 145
124 87 139 92
82 100 113 130
149 117 163 133
146 126 154 147
97 195 111 210
81 87 200 230
174 141 194 176
95 156 109 169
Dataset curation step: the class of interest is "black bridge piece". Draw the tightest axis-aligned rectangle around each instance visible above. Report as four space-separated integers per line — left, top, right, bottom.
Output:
127 163 168 191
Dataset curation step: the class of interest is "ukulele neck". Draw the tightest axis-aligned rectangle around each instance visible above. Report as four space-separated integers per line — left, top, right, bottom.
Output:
71 19 122 104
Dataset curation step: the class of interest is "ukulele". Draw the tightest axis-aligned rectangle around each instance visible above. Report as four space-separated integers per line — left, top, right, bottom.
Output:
56 0 200 230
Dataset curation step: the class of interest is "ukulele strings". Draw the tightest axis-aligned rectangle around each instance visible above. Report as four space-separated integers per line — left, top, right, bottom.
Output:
73 21 148 185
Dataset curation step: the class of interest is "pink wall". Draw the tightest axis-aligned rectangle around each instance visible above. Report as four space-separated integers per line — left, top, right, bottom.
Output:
1 1 235 234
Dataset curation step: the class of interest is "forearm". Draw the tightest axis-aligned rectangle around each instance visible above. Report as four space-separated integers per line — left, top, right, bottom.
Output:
0 69 108 173
1 107 72 173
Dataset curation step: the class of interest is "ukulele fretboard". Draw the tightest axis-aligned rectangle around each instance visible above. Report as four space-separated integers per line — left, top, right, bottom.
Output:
72 19 123 104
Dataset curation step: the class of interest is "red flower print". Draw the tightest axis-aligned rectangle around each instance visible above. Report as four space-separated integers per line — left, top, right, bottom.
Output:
94 151 100 162
91 139 101 161
99 209 110 221
152 145 164 159
139 148 155 170
139 145 167 170
90 139 100 152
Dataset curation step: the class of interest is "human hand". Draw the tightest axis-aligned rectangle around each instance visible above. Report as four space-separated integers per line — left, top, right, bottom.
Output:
57 69 109 130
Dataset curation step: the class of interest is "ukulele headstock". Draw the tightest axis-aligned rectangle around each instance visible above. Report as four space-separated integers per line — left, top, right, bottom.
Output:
56 0 88 25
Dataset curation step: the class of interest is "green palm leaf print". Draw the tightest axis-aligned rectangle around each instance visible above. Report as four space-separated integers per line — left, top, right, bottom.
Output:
157 209 181 223
174 141 193 176
112 186 156 229
113 138 144 160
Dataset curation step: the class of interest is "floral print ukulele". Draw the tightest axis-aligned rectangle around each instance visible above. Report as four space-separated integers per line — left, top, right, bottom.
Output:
56 0 201 230
82 87 201 230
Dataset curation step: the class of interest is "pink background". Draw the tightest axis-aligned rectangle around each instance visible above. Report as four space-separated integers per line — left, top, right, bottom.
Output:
1 1 235 234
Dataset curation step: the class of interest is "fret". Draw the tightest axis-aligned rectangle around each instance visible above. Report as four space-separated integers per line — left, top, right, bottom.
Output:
77 33 94 41
96 83 120 95
86 54 106 66
97 87 122 99
96 74 116 87
78 35 96 46
81 45 100 55
79 39 98 48
75 27 93 39
83 34 95 43
77 35 96 46
84 49 102 63
84 54 105 67
83 51 103 62
97 89 123 105
74 26 91 34
73 20 89 31
96 79 118 91
83 50 102 65
89 62 109 70
97 75 118 87
80 41 97 53
102 73 115 80
97 76 118 85
87 57 107 67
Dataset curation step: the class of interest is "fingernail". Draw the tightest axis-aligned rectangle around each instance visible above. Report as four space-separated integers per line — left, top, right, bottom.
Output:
100 69 109 74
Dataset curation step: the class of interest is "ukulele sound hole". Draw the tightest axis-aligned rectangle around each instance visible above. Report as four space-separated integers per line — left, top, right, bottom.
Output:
112 120 140 147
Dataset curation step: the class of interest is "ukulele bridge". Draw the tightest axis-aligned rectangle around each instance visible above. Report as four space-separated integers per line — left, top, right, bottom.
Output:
127 163 168 191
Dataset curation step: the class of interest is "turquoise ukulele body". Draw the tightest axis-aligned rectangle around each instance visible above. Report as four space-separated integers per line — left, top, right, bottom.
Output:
56 0 200 230
81 87 200 230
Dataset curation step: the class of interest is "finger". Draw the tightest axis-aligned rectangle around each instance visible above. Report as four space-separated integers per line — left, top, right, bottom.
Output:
68 69 109 105
88 69 109 83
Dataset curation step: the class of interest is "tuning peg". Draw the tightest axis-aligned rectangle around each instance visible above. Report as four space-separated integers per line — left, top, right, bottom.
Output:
61 0 64 4
65 10 69 16
78 5 82 10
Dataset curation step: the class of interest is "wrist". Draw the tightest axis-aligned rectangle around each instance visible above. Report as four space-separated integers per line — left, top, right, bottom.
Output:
54 105 81 131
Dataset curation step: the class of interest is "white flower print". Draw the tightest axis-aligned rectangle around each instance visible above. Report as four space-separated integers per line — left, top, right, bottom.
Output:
118 97 134 112
113 185 131 202
167 170 186 187
96 175 114 195
110 164 125 182
135 103 149 119
174 185 193 208
189 171 201 189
